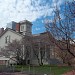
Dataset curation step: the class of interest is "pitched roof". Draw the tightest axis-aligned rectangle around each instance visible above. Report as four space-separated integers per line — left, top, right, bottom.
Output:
0 28 24 38
19 20 32 25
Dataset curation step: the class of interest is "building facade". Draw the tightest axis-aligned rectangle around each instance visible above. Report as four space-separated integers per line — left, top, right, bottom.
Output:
6 21 17 31
0 20 61 65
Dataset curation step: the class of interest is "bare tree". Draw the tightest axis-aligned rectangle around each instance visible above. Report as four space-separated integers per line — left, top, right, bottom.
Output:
32 42 45 65
45 1 75 65
32 32 53 65
21 35 33 65
2 40 22 64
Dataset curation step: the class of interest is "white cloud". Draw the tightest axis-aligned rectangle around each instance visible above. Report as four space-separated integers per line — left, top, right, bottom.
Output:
35 28 41 31
0 0 63 28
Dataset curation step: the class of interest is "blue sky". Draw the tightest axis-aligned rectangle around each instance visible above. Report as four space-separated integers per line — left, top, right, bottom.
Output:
32 16 52 34
0 0 73 34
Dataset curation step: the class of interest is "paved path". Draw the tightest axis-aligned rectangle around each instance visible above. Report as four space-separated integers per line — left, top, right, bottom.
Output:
0 72 28 75
0 72 51 75
62 70 75 75
0 72 49 75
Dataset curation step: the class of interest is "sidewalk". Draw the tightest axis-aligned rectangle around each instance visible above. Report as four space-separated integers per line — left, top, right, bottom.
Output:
0 72 50 75
0 72 28 75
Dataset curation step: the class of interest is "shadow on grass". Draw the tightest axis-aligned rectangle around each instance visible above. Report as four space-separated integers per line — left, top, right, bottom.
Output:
14 65 74 75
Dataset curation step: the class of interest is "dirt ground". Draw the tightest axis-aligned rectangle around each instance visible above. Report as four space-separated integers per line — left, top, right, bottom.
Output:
62 70 75 75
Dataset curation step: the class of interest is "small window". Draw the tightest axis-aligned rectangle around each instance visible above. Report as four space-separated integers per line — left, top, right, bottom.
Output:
20 25 24 31
5 36 10 43
9 36 10 43
5 37 7 43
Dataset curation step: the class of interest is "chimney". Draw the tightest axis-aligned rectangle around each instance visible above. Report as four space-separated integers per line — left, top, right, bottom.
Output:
0 28 4 35
16 23 20 32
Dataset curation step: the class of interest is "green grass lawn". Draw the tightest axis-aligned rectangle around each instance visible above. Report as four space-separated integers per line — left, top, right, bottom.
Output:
15 65 74 75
